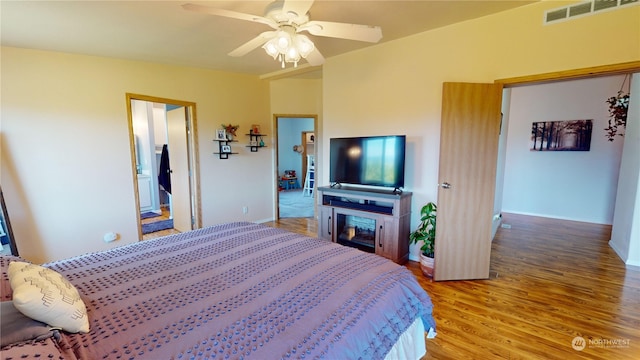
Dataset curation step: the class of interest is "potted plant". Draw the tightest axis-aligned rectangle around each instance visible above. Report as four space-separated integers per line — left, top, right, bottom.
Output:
221 124 239 140
604 89 629 141
409 202 437 277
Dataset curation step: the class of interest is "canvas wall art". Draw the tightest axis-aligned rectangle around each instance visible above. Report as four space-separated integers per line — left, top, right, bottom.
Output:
530 119 593 151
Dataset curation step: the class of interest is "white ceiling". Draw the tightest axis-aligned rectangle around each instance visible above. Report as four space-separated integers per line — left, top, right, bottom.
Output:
1 0 537 78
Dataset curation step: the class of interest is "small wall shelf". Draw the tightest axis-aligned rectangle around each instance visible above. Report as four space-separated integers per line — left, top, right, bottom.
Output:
247 133 267 152
213 139 237 159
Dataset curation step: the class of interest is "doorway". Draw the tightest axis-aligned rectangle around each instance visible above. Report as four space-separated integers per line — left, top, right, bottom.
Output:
126 93 201 239
435 70 636 280
275 115 317 219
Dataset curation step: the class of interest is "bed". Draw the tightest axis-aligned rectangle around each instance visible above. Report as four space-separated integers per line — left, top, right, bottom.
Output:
1 222 435 359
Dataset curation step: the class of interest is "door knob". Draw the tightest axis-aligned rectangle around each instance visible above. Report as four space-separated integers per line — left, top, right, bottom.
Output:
439 182 451 189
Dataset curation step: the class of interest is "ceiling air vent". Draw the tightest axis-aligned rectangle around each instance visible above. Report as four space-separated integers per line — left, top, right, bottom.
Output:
593 0 619 11
569 2 592 17
546 8 568 22
544 0 638 24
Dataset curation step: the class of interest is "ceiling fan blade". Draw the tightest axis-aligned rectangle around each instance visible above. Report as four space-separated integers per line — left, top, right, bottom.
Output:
299 21 382 43
182 3 278 29
305 48 324 66
228 31 277 57
282 0 314 17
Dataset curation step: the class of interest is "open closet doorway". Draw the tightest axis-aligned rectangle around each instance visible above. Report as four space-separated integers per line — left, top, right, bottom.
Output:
275 115 317 219
126 93 201 239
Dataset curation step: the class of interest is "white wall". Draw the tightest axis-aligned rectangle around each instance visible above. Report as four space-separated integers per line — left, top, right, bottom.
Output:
492 90 512 238
321 2 639 261
610 73 640 267
501 76 627 224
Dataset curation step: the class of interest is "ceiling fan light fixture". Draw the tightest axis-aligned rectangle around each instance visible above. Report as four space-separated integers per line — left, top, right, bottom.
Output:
295 34 314 58
275 31 291 51
184 0 382 69
285 47 300 68
262 30 314 68
286 46 299 60
263 40 279 59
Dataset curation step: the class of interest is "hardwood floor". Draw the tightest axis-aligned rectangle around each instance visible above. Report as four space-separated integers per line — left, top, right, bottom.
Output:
141 207 180 240
263 214 640 359
263 217 318 237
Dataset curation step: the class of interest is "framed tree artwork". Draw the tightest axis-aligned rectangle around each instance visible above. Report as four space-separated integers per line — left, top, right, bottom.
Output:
530 119 593 152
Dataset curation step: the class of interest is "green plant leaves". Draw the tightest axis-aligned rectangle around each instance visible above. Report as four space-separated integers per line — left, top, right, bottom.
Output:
410 202 437 258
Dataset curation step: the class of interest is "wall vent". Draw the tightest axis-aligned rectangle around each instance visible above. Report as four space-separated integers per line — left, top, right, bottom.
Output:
546 8 568 22
544 0 638 24
569 2 592 17
593 0 619 11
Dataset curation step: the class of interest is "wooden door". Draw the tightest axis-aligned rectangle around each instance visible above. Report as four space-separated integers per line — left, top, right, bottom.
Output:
434 82 503 281
167 107 192 232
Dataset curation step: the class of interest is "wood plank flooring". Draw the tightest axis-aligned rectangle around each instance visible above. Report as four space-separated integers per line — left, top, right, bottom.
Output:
263 213 640 359
141 207 180 240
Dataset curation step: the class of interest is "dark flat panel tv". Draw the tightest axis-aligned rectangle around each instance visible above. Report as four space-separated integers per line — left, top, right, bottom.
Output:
329 135 406 189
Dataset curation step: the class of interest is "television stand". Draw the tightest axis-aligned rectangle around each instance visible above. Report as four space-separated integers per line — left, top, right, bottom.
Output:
317 186 412 264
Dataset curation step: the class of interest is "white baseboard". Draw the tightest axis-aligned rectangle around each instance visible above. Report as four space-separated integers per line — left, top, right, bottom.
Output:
608 239 627 263
625 262 640 271
501 210 611 225
255 218 276 224
608 240 640 271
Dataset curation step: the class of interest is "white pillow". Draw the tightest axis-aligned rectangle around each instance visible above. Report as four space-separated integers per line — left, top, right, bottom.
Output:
8 261 89 333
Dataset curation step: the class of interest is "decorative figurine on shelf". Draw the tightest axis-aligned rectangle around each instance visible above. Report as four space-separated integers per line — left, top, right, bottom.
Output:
221 124 239 140
259 138 265 147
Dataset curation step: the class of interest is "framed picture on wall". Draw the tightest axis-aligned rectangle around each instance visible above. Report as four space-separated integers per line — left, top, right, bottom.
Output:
216 129 227 141
530 119 592 152
221 145 232 153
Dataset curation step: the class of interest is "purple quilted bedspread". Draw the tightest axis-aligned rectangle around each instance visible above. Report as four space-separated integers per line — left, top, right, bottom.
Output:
1 222 435 359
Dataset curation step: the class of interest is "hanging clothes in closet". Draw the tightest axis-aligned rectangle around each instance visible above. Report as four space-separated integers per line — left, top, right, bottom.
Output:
158 144 171 194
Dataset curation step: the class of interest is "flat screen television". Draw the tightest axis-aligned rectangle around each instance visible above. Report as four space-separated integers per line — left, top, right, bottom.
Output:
329 135 406 190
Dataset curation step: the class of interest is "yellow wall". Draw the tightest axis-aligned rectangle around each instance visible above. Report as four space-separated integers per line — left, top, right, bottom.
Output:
1 48 271 263
2 1 638 263
269 78 323 182
269 78 322 115
321 2 639 260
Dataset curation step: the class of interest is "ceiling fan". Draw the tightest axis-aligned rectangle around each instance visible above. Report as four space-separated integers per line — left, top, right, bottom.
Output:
182 0 383 68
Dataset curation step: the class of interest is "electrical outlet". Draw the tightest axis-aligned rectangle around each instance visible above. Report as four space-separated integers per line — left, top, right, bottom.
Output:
242 206 248 214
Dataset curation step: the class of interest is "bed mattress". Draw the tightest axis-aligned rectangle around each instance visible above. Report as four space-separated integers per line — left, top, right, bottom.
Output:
1 222 435 359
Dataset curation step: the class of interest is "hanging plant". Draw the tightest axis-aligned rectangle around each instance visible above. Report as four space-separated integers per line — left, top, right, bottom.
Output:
604 75 630 142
